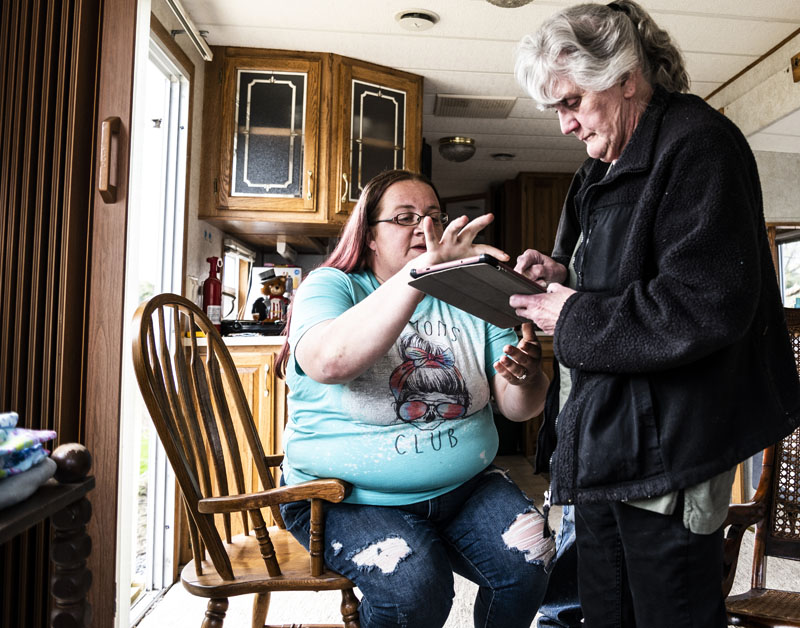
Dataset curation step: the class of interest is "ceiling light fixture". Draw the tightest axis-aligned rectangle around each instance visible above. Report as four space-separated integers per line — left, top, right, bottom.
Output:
439 137 476 162
491 152 515 161
485 0 535 7
395 9 440 31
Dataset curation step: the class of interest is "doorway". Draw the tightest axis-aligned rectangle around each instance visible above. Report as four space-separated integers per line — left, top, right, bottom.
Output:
117 32 190 626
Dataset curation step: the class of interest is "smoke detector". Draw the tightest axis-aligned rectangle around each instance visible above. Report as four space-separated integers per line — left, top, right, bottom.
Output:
486 0 534 7
395 9 439 31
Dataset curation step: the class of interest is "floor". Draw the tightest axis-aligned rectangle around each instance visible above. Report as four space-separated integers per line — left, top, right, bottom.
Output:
135 454 799 627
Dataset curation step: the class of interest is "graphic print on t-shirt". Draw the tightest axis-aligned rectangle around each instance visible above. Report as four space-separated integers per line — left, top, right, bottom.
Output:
388 333 471 431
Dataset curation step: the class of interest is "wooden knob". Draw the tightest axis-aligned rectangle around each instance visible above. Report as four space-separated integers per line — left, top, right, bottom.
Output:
51 443 93 483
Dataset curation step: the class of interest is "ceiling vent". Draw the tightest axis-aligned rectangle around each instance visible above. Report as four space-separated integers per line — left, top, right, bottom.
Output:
434 94 516 119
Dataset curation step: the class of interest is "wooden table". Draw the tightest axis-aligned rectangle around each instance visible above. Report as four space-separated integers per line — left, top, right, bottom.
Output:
0 476 95 627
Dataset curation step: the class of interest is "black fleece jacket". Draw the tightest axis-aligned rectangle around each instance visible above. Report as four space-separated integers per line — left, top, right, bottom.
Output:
547 86 800 505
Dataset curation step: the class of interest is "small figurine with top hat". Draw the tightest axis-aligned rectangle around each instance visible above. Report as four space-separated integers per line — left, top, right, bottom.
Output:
252 268 290 324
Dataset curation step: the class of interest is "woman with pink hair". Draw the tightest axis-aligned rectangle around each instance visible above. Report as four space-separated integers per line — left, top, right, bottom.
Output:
277 169 553 628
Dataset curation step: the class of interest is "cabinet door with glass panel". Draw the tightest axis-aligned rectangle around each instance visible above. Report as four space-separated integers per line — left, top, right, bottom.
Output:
218 50 323 214
331 57 423 217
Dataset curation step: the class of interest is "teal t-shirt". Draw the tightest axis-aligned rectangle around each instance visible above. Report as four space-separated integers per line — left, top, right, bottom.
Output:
283 267 518 505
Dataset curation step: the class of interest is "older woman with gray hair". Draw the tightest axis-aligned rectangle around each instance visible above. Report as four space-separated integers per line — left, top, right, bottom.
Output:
511 2 800 627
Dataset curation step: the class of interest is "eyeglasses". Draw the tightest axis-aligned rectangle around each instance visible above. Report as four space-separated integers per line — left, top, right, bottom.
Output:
370 211 449 227
398 400 466 422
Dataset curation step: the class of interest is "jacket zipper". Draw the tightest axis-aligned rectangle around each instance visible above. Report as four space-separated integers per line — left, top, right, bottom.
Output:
541 488 552 538
575 164 609 290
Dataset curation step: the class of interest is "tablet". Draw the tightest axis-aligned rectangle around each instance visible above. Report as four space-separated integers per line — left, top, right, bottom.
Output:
409 254 545 328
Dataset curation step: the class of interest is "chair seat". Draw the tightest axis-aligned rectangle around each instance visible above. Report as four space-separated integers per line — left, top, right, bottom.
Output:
727 588 800 627
182 527 355 597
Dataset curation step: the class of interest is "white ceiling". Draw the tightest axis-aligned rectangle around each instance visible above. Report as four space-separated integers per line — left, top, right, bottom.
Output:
180 0 800 198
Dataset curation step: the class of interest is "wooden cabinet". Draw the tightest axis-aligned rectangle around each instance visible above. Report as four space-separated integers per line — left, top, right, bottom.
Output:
200 47 423 245
228 342 287 468
493 172 573 259
201 48 330 231
189 341 287 540
217 51 324 216
491 173 570 458
494 334 553 460
329 55 423 218
524 335 554 458
227 344 286 461
227 343 287 533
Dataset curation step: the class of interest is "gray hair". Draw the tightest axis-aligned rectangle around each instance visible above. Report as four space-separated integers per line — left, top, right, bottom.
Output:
515 0 689 108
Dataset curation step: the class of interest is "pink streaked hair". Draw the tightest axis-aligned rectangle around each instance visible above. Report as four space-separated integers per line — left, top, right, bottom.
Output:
276 169 440 377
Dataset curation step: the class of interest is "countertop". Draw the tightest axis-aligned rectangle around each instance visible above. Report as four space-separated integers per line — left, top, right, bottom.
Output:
193 334 286 346
220 335 286 346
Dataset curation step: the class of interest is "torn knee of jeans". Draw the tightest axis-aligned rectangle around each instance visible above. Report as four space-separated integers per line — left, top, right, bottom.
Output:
349 536 412 574
484 467 533 502
484 466 511 481
330 540 343 556
502 509 556 566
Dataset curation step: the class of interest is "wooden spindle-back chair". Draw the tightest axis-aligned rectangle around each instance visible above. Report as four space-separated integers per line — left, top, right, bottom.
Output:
131 293 359 628
723 308 800 626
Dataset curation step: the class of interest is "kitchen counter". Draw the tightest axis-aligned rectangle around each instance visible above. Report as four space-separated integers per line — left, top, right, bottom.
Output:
220 334 285 346
193 334 285 346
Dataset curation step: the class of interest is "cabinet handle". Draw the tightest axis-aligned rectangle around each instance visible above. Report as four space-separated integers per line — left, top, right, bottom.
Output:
341 173 349 203
307 170 313 200
99 116 121 203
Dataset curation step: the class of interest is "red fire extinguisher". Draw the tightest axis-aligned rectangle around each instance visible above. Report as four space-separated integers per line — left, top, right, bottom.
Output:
202 256 222 331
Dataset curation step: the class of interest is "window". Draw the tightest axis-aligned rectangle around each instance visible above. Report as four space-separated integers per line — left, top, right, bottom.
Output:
222 239 256 320
777 228 800 307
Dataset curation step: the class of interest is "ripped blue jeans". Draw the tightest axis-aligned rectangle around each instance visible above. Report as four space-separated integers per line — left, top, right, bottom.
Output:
280 465 554 628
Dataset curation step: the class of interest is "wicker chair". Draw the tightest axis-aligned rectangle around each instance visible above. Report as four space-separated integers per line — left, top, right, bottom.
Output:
132 293 359 628
723 308 800 627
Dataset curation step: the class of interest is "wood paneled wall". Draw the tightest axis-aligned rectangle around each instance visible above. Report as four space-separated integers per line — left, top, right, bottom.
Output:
493 172 574 261
0 0 100 625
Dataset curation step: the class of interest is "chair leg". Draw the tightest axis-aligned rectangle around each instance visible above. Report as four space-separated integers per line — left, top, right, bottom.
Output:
252 592 270 628
201 598 228 628
340 587 360 628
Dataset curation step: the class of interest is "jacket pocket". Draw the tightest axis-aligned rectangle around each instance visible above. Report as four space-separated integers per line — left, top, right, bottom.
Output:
574 374 664 488
578 203 632 292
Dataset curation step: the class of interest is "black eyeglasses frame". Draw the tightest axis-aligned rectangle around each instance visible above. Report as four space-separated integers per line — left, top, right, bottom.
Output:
369 211 449 227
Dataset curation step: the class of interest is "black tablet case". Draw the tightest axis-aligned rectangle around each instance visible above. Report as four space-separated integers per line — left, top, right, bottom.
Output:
409 257 543 328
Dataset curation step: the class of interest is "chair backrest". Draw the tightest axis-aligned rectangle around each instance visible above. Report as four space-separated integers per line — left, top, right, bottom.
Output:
131 293 281 580
751 309 800 586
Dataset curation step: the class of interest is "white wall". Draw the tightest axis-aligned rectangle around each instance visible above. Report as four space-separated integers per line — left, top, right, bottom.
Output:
754 151 800 223
706 32 800 139
707 32 800 221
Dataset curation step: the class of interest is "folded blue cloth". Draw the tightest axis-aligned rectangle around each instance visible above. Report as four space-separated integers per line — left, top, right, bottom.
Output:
0 411 19 436
0 411 57 478
1 443 51 477
0 457 57 509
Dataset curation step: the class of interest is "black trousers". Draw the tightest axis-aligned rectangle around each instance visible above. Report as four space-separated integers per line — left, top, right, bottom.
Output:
574 498 727 628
